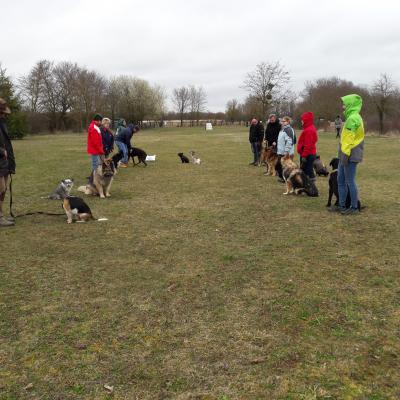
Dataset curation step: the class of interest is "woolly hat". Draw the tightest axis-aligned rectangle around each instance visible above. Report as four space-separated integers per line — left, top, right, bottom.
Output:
93 113 103 121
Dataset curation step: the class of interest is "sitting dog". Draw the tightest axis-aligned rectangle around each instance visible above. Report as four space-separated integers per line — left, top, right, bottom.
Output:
78 159 115 199
129 147 147 166
178 152 190 163
63 196 94 224
281 155 319 197
189 150 201 165
261 146 279 176
44 179 74 199
313 155 329 176
327 157 362 210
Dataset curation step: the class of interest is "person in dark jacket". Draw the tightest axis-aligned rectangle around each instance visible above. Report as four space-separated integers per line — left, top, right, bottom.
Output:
248 118 264 165
100 117 114 157
0 98 16 227
115 124 140 167
264 114 282 147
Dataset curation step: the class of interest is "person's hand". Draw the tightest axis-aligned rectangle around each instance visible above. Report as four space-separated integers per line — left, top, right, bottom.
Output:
284 152 289 156
3 150 7 159
272 142 276 146
342 155 350 166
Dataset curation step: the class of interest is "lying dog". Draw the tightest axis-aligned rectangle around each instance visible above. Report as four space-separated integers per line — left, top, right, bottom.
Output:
178 152 190 163
327 157 362 210
189 150 201 165
313 155 329 176
261 146 279 175
129 147 147 166
44 179 74 199
281 155 319 197
78 159 115 199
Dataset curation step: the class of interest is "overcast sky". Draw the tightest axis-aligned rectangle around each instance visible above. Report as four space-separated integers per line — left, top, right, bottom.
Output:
3 0 400 111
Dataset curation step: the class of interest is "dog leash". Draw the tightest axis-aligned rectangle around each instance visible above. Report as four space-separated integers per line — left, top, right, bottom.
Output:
8 175 65 218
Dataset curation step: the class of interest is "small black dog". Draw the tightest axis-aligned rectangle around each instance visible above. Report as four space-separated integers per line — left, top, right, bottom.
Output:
112 152 124 170
178 152 189 163
327 157 362 210
129 147 147 166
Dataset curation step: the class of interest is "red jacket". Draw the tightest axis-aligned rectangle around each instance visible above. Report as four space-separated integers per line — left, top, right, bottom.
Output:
297 112 318 157
87 121 104 155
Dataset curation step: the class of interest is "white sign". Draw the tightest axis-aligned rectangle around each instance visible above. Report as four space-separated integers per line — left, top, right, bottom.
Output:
205 123 213 131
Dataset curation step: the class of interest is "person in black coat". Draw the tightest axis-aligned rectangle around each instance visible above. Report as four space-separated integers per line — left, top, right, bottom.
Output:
0 98 16 227
264 114 282 147
249 118 264 165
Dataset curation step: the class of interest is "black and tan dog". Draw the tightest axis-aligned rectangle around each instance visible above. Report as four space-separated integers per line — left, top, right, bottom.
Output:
128 147 147 166
313 155 329 176
78 159 115 198
261 146 279 175
178 152 190 163
327 157 362 210
62 196 94 224
281 155 319 197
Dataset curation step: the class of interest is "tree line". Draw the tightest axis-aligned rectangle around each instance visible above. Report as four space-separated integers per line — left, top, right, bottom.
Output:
1 59 399 138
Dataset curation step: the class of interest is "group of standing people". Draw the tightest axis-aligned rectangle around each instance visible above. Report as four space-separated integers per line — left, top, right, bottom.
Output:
249 112 318 181
86 114 140 171
248 93 365 215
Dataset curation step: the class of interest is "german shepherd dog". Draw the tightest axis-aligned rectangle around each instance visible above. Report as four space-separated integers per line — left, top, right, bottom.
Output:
313 155 329 176
261 146 279 175
327 157 362 210
63 196 94 224
128 147 147 166
281 155 319 197
78 159 115 198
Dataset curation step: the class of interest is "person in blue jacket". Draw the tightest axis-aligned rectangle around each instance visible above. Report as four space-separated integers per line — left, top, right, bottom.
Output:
115 124 140 167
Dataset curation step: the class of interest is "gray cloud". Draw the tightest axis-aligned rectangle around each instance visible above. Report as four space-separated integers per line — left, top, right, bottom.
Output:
3 0 400 111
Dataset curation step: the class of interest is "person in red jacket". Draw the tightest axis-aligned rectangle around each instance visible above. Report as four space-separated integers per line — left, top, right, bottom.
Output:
87 114 105 171
297 112 318 180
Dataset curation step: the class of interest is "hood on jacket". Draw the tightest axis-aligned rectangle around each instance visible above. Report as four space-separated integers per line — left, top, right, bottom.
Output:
342 94 362 119
301 112 314 128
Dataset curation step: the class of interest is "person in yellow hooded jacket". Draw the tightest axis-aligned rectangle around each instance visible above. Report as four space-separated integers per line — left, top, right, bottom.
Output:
332 94 365 215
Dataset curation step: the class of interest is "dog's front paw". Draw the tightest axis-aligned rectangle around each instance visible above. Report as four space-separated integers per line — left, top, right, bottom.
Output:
100 195 106 199
106 193 111 197
283 192 289 195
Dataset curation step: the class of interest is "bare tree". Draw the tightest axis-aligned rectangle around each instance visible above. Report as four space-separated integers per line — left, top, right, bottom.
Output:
371 73 398 135
172 86 191 126
242 61 290 117
189 86 207 124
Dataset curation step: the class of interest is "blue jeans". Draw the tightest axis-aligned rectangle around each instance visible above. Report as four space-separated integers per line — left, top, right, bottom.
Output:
116 141 129 164
250 142 261 164
338 161 358 209
91 155 101 171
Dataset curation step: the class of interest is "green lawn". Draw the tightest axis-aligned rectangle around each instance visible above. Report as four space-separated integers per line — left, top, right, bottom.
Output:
1 127 400 399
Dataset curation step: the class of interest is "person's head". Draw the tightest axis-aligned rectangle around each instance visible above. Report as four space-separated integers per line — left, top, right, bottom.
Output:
0 98 11 118
341 94 362 118
93 113 103 126
336 115 341 119
282 116 291 126
301 112 314 127
269 114 277 123
101 117 111 129
251 118 258 125
133 125 140 133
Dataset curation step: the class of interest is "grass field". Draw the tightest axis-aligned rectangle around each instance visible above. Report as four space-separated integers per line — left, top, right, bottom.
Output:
1 127 400 399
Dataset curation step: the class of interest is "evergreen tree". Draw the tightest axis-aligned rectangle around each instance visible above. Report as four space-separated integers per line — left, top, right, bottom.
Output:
0 64 27 139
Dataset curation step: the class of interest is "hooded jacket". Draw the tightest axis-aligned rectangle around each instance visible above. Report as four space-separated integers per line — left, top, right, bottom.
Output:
297 112 318 157
339 94 364 163
264 120 282 145
87 121 105 155
116 124 135 146
0 118 16 176
277 125 296 155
